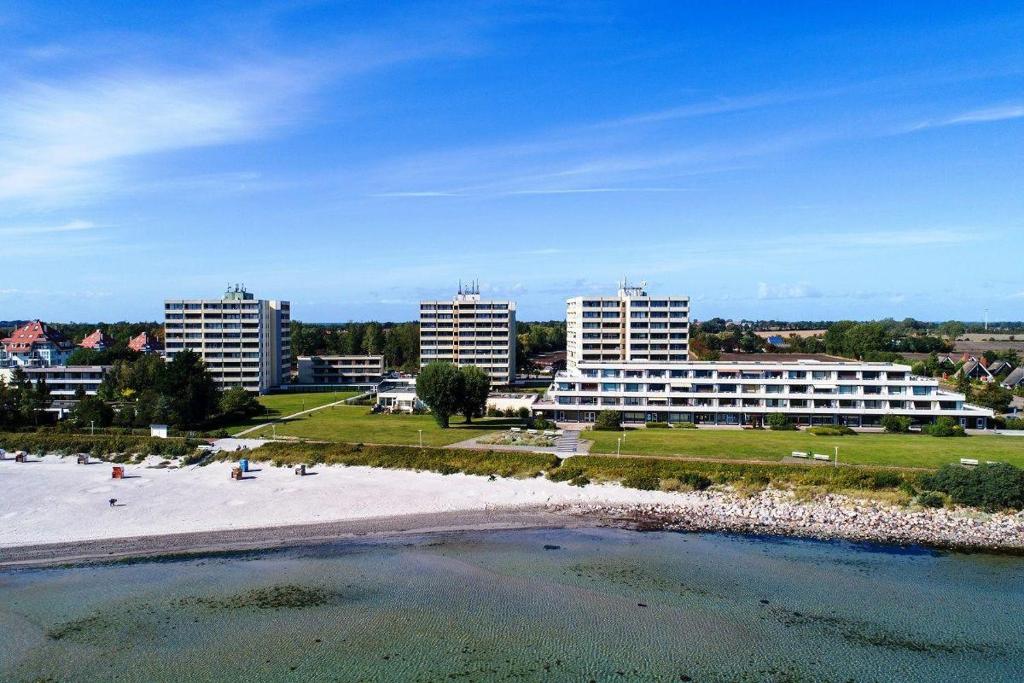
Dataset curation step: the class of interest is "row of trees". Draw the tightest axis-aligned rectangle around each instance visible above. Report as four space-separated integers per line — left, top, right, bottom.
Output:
415 362 490 428
0 368 53 429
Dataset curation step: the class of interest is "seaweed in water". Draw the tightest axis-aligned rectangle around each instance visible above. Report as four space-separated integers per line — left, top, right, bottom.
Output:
45 614 110 641
173 584 337 610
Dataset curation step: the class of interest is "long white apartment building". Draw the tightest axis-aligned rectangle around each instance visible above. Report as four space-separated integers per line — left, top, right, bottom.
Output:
535 360 993 429
420 282 517 384
566 281 689 370
164 285 290 394
296 355 384 385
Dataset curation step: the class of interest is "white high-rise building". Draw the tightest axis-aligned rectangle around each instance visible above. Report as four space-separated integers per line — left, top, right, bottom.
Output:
419 282 517 385
164 286 290 394
566 281 689 370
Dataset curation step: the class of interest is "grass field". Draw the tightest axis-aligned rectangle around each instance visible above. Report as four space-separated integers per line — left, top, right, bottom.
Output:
244 403 519 446
224 391 360 435
585 428 1024 469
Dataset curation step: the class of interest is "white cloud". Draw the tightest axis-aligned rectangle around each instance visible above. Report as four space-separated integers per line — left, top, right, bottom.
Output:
0 219 97 236
907 104 1024 132
757 283 822 300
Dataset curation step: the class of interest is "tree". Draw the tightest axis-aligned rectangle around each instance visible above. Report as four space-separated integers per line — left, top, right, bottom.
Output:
594 410 622 431
972 383 1012 414
766 412 793 430
458 366 490 424
71 395 114 429
416 362 464 428
159 349 220 427
955 371 972 399
220 387 262 420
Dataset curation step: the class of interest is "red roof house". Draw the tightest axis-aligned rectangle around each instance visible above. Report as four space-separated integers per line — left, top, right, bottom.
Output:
79 328 114 350
1 320 74 366
128 331 162 354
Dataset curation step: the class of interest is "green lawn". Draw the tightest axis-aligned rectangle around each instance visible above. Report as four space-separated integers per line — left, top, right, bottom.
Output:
585 428 1024 469
224 391 360 435
244 403 519 446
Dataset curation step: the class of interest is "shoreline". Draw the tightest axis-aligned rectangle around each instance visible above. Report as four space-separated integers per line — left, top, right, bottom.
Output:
3 498 1023 569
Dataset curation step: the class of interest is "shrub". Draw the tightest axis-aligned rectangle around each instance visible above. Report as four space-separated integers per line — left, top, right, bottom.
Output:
593 410 622 431
675 422 698 429
569 475 590 487
621 473 660 490
1006 418 1024 430
919 463 1024 511
766 413 794 431
916 491 945 508
922 417 966 438
807 425 857 436
486 407 501 418
547 465 585 482
882 415 912 433
531 417 554 430
645 421 670 429
517 407 531 421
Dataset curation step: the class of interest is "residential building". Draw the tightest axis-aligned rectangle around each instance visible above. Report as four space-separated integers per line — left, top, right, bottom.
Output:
954 357 994 382
296 355 384 385
535 360 993 429
79 329 114 350
0 320 74 367
128 331 162 354
163 285 290 394
419 282 517 385
565 281 689 370
19 365 109 399
1003 367 1024 390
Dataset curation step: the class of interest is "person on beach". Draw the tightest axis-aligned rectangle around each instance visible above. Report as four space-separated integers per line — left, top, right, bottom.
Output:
108 498 117 507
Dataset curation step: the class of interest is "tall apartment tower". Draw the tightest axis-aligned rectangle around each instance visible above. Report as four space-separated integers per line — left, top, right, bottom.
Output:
164 285 291 394
566 281 689 370
419 281 517 385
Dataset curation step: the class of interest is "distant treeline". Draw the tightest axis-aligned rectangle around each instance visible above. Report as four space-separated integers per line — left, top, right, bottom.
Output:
733 319 1024 335
691 318 958 361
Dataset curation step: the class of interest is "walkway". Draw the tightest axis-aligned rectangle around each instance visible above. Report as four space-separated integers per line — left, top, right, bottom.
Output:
555 430 581 458
234 396 359 437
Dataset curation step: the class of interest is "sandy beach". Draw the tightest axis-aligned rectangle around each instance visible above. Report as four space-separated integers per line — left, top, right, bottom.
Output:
2 454 1022 567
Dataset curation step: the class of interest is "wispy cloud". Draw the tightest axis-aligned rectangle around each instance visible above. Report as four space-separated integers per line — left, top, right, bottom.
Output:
757 283 822 300
0 219 98 236
905 104 1024 132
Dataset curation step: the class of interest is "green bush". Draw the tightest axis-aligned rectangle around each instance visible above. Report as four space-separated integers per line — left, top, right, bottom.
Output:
922 417 966 438
882 415 912 433
0 432 200 458
678 472 712 491
1005 418 1024 430
919 463 1024 511
916 491 945 508
621 473 660 490
593 410 623 431
547 465 585 482
807 425 857 436
531 417 554 430
569 475 590 487
645 421 670 429
675 422 698 429
766 413 794 431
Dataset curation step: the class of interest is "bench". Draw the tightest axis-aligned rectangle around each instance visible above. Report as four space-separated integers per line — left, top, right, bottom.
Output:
812 453 831 462
960 458 979 467
510 427 522 433
791 451 809 459
527 429 539 435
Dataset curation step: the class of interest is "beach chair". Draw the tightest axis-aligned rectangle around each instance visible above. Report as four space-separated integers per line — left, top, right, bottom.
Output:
111 466 125 478
77 454 89 465
294 464 306 476
230 466 243 480
15 452 27 463
812 453 830 462
791 451 808 459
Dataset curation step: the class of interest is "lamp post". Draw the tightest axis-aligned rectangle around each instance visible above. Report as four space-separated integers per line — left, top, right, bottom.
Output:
90 420 95 436
418 429 423 448
617 437 621 455
834 445 839 469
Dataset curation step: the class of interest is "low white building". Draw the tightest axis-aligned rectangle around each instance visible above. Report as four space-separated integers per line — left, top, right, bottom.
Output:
296 355 384 386
487 393 538 413
376 378 427 413
535 359 993 429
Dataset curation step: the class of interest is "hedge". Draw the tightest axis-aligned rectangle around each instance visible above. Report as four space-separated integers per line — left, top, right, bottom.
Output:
0 432 201 458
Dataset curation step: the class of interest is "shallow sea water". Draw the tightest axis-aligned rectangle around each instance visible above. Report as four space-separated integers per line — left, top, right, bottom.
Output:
1 528 1022 682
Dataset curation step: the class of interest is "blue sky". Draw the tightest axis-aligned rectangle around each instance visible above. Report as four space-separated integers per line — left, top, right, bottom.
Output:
1 1 1022 323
